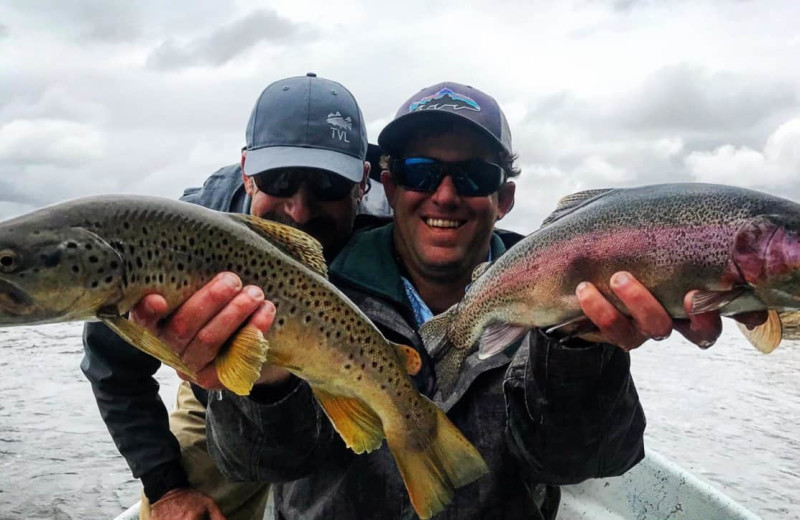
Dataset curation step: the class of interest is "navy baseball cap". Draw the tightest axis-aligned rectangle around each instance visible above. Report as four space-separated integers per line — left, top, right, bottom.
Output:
244 73 368 183
378 81 512 157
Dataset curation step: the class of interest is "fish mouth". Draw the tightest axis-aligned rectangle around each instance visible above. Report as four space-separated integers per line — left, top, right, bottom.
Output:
0 278 34 317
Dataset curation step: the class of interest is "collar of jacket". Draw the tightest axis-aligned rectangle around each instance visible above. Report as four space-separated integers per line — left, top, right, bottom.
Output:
180 163 250 214
330 223 510 308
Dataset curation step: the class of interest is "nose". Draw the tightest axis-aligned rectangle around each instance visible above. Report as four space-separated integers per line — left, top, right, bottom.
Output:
281 182 316 224
430 175 460 206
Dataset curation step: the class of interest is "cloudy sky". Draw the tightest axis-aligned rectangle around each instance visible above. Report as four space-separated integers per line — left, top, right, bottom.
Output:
1 0 799 232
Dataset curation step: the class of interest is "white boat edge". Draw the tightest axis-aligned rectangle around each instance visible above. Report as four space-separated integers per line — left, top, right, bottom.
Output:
112 449 761 520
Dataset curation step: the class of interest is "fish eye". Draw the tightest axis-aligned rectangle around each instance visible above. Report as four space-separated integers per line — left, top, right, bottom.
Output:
0 250 18 273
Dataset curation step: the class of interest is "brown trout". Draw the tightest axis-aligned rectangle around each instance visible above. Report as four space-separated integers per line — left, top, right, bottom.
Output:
0 195 487 518
422 183 800 394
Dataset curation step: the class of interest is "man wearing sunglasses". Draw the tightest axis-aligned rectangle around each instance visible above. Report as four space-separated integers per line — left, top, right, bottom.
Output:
81 73 373 520
134 82 758 519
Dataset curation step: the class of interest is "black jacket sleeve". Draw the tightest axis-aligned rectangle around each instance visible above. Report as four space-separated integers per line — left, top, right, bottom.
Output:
80 322 188 502
207 380 347 483
504 331 645 485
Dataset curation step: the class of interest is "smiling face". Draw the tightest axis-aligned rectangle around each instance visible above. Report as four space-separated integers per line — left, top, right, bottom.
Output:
382 126 515 284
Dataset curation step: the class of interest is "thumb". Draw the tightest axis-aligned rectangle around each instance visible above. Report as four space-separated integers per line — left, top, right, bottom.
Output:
207 502 227 520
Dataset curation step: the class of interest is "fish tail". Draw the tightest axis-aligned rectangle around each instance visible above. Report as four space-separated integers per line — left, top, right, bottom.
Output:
419 305 458 355
387 399 488 519
420 307 462 395
215 325 269 396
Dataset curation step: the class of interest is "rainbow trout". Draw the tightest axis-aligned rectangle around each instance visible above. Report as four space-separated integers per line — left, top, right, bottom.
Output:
0 195 487 519
422 183 800 394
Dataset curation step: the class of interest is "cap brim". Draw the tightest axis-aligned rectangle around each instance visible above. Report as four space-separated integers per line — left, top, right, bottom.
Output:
243 146 364 182
378 110 504 156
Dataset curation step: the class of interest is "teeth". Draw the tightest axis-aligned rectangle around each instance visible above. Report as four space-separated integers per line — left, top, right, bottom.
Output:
426 218 461 229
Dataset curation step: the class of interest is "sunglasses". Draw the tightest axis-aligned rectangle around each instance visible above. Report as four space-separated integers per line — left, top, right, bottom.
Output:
251 169 355 202
393 157 507 197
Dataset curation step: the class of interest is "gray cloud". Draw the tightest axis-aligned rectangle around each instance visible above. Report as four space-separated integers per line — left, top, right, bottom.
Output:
6 0 144 42
618 63 798 134
0 23 8 38
146 9 311 70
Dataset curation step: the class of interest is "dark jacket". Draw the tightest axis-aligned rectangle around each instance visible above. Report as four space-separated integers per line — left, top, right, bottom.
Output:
207 224 646 520
80 164 249 502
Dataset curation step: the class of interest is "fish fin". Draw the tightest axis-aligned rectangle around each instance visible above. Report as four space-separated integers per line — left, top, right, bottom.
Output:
471 261 492 282
736 309 783 354
420 306 462 395
311 387 384 454
477 324 530 360
545 315 598 338
392 343 422 376
541 188 614 226
690 287 748 314
419 305 459 356
777 310 800 341
214 326 269 396
230 214 328 277
100 316 197 380
386 397 488 519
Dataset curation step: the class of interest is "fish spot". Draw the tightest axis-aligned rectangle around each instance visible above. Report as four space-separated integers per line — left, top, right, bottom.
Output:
91 281 99 288
372 361 377 368
344 364 351 370
105 276 113 284
85 244 93 250
110 261 119 269
66 242 78 249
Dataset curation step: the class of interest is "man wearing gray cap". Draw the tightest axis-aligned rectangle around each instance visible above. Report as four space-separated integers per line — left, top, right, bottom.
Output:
82 73 373 520
141 81 742 519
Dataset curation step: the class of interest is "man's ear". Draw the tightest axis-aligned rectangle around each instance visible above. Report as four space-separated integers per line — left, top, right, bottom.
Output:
358 161 370 199
381 170 398 210
496 181 516 220
241 151 255 196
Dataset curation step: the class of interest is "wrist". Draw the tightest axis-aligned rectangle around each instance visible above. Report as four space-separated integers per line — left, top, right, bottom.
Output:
141 460 190 503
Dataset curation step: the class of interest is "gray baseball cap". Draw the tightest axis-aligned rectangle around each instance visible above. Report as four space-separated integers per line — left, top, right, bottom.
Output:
378 81 512 157
244 73 368 183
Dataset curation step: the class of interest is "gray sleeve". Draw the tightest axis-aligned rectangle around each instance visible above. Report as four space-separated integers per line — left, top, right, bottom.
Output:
504 331 645 485
206 379 346 482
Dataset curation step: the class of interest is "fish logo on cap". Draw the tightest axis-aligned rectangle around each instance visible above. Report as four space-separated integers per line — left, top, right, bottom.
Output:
327 112 353 131
409 88 481 113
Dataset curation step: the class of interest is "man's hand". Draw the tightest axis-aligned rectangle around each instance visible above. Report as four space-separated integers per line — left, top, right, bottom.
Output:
576 271 768 351
150 488 225 520
130 272 289 390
